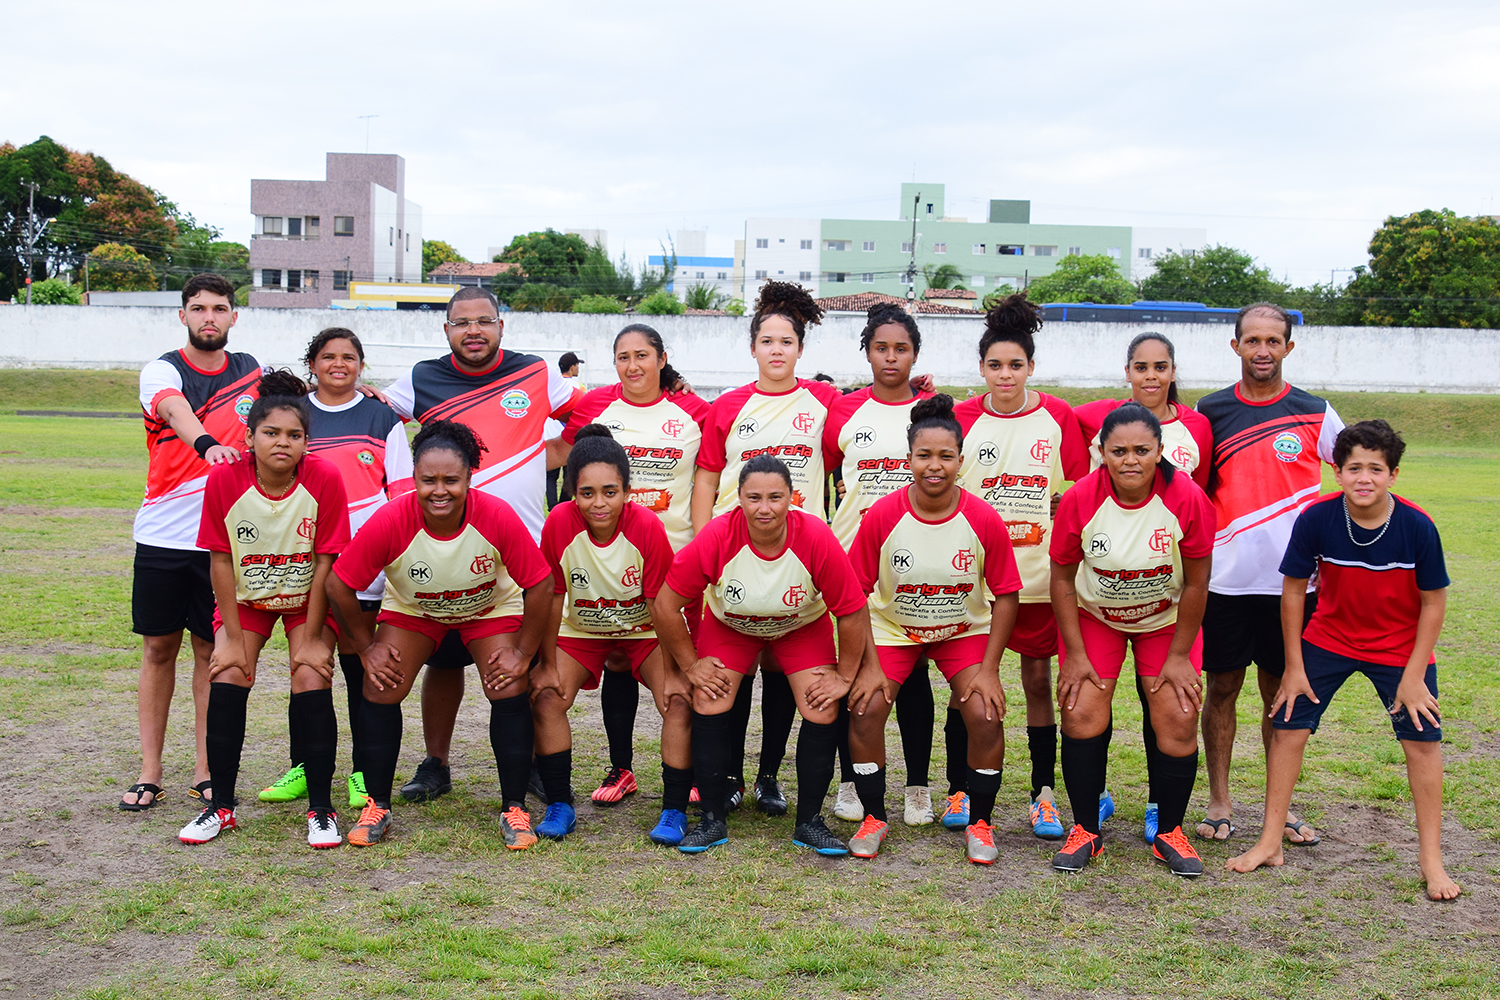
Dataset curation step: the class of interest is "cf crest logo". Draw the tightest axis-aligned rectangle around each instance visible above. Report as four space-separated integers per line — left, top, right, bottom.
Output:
853 426 875 448
570 568 591 589
791 412 815 434
621 565 641 588
1171 445 1192 467
782 584 808 607
1149 527 1173 555
736 418 759 439
977 444 998 466
408 562 433 584
235 520 259 544
890 549 913 573
470 554 495 575
296 517 315 540
1087 533 1110 558
952 548 976 573
662 418 684 438
722 579 746 604
1030 439 1052 463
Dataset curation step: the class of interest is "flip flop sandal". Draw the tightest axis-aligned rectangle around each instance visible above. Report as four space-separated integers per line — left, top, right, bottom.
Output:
118 783 163 812
1195 817 1235 840
188 780 213 802
1284 819 1321 846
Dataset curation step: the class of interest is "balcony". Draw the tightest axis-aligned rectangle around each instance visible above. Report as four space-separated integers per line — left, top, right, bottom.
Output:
251 233 321 241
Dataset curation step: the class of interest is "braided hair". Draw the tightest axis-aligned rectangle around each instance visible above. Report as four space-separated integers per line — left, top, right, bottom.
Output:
860 302 921 354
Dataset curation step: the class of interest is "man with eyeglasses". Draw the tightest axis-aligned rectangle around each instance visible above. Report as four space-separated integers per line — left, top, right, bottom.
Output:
380 286 583 806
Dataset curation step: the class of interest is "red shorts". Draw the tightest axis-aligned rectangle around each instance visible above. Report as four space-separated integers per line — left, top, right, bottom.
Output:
875 632 991 684
695 611 834 676
213 603 338 641
1059 613 1203 681
1008 602 1059 659
555 635 659 690
376 610 522 648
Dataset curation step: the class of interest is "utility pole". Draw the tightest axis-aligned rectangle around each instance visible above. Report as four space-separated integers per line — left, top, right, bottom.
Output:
905 192 920 305
22 181 39 305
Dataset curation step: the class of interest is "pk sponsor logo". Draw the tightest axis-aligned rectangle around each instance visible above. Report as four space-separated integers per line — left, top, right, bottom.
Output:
601 418 626 431
621 565 641 588
1148 527 1173 555
722 579 746 604
977 444 998 467
470 553 495 575
569 568 591 589
890 548 914 573
791 412 816 435
1030 438 1052 463
1272 432 1303 462
296 517 315 540
235 520 259 544
661 418 684 438
500 389 531 419
234 394 255 423
852 426 876 449
951 548 976 573
736 417 760 439
408 562 433 585
782 584 807 607
1088 532 1111 557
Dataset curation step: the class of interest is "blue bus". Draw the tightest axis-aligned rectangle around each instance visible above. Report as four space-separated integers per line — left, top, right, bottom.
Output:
1041 300 1304 326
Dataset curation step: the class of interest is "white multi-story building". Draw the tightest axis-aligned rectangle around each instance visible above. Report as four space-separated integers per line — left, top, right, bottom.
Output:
742 218 823 302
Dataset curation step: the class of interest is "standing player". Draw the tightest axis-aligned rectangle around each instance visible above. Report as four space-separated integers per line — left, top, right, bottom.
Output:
123 274 262 812
1049 403 1215 876
1074 331 1212 843
954 294 1089 840
655 456 872 855
1195 303 1342 844
545 351 585 506
382 288 582 804
692 283 843 816
178 372 351 847
845 394 1021 864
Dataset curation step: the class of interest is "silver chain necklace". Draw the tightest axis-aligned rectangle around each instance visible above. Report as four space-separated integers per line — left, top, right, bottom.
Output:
1344 494 1394 547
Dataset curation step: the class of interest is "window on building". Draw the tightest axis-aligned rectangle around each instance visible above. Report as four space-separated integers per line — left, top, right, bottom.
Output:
862 241 876 251
305 270 319 290
901 241 913 253
899 272 912 284
1067 246 1081 256
1138 247 1153 259
717 271 727 279
755 238 768 248
696 271 705 279
389 227 394 246
825 272 847 283
306 216 320 238
263 268 282 288
798 270 812 280
262 217 283 236
287 217 302 238
997 244 1022 256
972 275 984 287
861 273 874 283
972 244 986 255
826 240 849 251
800 239 813 249
755 269 768 279
287 270 302 291
1030 245 1057 256
334 216 354 237
933 243 947 254
925 203 933 215
406 232 410 252
778 238 785 243
1106 247 1122 259
333 270 350 291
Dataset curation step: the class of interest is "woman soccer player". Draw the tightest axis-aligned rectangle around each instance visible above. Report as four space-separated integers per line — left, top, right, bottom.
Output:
845 394 1021 863
691 283 843 816
532 425 693 845
179 371 351 848
325 420 553 849
1049 402 1215 876
953 294 1089 840
259 328 414 812
1073 332 1212 844
655 456 871 855
556 325 710 807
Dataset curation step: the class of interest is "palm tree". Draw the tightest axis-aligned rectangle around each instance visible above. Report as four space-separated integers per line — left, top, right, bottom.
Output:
922 263 967 291
682 283 729 310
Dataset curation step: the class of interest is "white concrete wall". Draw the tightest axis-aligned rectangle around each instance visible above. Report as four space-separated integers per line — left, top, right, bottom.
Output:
1 305 1496 396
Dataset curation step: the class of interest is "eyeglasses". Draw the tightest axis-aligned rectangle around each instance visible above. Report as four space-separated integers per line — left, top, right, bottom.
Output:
447 317 500 331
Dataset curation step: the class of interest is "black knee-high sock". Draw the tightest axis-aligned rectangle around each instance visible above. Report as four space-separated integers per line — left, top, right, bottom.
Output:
691 710 734 823
1060 731 1109 835
1153 749 1198 835
1027 724 1058 800
837 700 855 784
601 668 639 771
206 682 250 810
794 719 839 825
291 689 337 811
360 699 403 808
944 708 968 795
852 764 887 822
727 677 753 782
287 695 304 768
339 653 366 775
535 749 573 806
896 663 935 787
662 764 693 814
969 767 1003 825
489 694 533 806
1136 674 1162 804
759 671 796 778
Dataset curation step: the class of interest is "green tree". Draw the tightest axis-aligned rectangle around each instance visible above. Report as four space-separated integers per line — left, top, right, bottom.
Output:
510 282 573 312
1344 209 1500 328
682 283 729 310
635 290 684 315
573 294 625 314
88 242 156 291
980 285 1019 310
422 239 467 277
724 298 746 316
27 277 81 304
1136 245 1287 307
497 229 593 284
1022 253 1134 304
161 221 249 290
922 263 966 290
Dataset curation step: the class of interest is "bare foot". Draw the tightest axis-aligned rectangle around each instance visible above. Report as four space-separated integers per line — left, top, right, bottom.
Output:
1422 862 1461 901
1196 814 1235 840
1225 842 1284 872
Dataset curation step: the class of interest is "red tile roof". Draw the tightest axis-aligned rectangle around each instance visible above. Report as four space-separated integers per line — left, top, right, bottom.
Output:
923 287 978 300
814 290 978 315
428 261 520 277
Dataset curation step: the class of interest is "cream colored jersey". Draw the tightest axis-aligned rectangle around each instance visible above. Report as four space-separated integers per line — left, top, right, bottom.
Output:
542 500 673 639
697 378 843 518
823 387 933 549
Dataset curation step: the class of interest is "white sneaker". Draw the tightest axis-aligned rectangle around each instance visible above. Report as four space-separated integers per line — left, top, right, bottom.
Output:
178 806 237 844
903 785 934 826
833 781 865 822
307 808 342 849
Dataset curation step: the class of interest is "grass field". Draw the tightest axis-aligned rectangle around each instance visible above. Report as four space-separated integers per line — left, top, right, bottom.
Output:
1 372 1497 1000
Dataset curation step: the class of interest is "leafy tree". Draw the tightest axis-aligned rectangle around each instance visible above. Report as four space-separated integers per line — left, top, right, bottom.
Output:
724 298 746 317
422 239 467 277
682 283 729 310
1136 245 1287 307
497 229 593 284
1344 209 1500 328
922 263 966 290
88 242 156 291
981 285 1019 310
510 282 573 312
1023 253 1134 304
161 221 249 290
635 290 684 315
27 277 80 304
1281 280 1365 327
572 294 625 314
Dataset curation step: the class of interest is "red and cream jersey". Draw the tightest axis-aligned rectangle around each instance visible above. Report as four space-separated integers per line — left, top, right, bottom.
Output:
1051 466 1215 634
542 500 674 639
333 489 550 624
384 350 583 542
697 378 843 518
955 391 1089 602
851 488 1022 646
823 387 934 549
1196 383 1343 595
197 453 350 612
563 385 712 550
666 508 865 640
1073 399 1214 490
135 350 263 550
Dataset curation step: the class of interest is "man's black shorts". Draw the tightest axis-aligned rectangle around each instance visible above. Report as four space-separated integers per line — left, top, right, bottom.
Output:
1201 591 1317 677
426 629 474 669
132 543 214 642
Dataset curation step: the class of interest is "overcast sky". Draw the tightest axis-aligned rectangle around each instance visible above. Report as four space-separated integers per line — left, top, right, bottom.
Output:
6 1 1498 286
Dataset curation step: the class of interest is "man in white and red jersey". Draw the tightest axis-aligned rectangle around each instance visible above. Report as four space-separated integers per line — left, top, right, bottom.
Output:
381 286 583 801
122 274 263 812
1194 302 1343 843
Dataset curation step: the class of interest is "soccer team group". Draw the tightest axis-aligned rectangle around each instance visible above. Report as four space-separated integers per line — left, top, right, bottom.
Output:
115 272 1459 900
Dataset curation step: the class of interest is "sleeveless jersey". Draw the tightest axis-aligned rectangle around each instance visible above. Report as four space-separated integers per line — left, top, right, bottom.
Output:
1073 398 1214 490
823 387 933 549
541 500 674 639
697 378 842 518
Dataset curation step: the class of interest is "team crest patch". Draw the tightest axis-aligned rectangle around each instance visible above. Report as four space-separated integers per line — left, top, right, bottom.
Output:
501 390 531 418
357 450 375 465
1271 432 1303 463
234 394 255 423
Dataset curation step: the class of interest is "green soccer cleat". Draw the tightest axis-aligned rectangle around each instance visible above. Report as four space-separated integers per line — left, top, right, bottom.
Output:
259 764 308 803
348 771 369 809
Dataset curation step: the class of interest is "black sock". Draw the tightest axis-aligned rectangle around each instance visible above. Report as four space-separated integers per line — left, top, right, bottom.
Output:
360 699 403 808
895 663 935 787
759 671 796 778
1153 749 1199 835
489 694 533 806
968 766 1003 825
662 764 693 814
1027 724 1058 800
339 653 366 775
726 676 753 784
535 749 573 806
1060 731 1108 835
852 764 887 822
837 700 855 784
794 719 839 825
1137 674 1162 803
291 689 337 811
691 710 734 823
944 708 968 795
206 682 250 810
286 695 304 768
601 668 639 771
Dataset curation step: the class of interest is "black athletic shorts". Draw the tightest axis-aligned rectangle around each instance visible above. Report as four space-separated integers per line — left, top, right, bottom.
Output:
132 543 214 642
425 629 474 669
1201 591 1317 677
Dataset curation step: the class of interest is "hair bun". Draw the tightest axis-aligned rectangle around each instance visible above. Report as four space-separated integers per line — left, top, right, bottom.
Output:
257 368 309 398
909 393 955 424
753 280 824 327
984 291 1042 338
574 423 614 442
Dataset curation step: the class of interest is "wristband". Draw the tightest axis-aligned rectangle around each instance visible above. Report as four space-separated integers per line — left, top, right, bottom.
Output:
193 434 218 459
